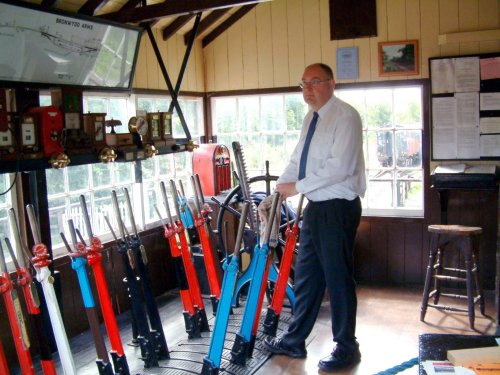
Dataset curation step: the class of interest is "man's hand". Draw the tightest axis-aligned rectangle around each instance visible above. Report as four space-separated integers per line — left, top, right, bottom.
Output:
275 182 298 199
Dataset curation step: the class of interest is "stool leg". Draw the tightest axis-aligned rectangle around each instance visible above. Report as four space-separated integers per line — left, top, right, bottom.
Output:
421 234 438 322
433 246 443 305
472 250 485 315
463 236 475 329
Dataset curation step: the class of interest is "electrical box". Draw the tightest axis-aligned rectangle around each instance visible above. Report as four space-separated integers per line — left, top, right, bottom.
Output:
28 106 64 158
192 143 231 196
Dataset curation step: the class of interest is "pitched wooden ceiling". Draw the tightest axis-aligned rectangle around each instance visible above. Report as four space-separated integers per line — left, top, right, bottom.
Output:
30 0 269 47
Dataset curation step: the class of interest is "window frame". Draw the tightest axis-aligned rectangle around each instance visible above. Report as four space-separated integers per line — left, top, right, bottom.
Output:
209 80 429 218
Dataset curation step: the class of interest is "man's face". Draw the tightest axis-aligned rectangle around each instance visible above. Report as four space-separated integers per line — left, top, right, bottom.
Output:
301 65 335 111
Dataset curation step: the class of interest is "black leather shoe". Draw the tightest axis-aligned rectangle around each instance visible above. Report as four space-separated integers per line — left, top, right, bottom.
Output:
263 336 307 358
318 348 361 372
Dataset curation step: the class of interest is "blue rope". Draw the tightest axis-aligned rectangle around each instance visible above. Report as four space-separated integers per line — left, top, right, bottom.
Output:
373 357 419 375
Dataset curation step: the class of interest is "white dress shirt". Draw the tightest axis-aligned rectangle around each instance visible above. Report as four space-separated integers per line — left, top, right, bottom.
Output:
277 95 366 201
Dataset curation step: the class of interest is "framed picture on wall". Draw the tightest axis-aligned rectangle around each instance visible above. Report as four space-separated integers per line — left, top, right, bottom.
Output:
378 40 419 77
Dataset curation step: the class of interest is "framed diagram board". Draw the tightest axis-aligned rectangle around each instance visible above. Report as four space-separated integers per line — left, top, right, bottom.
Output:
429 52 500 160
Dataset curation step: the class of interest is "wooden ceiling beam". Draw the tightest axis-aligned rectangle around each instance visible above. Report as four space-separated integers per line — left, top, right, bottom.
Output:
40 0 58 7
202 4 256 47
183 8 228 45
162 14 195 41
119 0 143 12
100 0 267 24
78 0 109 15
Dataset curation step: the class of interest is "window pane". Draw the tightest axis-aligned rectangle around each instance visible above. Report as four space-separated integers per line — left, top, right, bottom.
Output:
156 99 169 112
143 181 158 224
239 97 259 132
94 189 114 234
158 154 173 176
137 98 154 112
214 98 237 133
285 95 307 131
48 197 67 249
367 131 393 168
394 87 422 128
396 130 422 168
261 95 284 131
67 165 89 192
92 163 113 188
46 169 65 195
85 97 106 113
396 179 422 208
141 158 155 181
114 162 133 184
367 180 393 208
366 89 392 128
108 98 128 134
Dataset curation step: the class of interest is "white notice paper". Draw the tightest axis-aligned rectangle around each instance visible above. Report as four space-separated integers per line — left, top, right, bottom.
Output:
432 97 457 128
480 134 500 157
433 127 457 159
455 93 479 128
479 117 500 134
457 127 480 159
454 57 480 92
480 92 500 111
431 58 455 94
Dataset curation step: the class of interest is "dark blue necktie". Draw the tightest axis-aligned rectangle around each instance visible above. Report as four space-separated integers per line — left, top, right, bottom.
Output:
298 112 319 180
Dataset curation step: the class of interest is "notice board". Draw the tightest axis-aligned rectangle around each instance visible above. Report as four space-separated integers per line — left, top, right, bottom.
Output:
429 52 500 160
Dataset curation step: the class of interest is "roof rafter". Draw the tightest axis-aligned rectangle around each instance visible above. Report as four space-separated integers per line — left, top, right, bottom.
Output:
78 0 109 15
202 4 256 47
100 0 267 24
183 8 228 45
162 14 195 41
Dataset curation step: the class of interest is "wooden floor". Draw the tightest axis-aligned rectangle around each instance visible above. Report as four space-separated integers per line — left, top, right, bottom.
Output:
11 285 499 374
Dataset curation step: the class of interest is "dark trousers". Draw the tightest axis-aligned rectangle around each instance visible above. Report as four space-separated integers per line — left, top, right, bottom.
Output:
283 197 361 353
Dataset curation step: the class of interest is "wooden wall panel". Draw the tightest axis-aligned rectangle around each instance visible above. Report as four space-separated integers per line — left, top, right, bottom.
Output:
287 0 305 84
387 222 406 283
439 0 460 56
227 22 244 91
354 220 371 283
195 39 205 92
241 8 259 89
370 221 388 283
420 0 440 78
303 0 322 66
479 0 500 53
133 34 148 88
213 34 229 91
370 0 388 81
256 3 273 89
271 0 289 87
386 0 406 40
404 221 423 284
204 43 215 92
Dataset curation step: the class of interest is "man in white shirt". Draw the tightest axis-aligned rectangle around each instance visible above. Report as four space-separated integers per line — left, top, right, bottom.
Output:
264 63 366 372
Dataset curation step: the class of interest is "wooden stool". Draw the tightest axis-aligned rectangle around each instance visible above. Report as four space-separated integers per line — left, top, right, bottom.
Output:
420 224 485 329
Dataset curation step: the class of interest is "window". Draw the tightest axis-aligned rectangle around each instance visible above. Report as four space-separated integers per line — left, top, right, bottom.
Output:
43 91 203 257
84 93 132 134
213 93 307 178
136 95 204 140
212 85 424 217
46 153 193 257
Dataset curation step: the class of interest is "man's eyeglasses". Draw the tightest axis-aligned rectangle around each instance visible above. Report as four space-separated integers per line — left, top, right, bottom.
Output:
299 79 331 89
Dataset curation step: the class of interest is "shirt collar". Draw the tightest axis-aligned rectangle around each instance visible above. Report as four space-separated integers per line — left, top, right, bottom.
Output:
313 95 336 120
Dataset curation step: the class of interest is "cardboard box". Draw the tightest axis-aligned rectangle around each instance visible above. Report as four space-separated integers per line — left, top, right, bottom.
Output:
447 346 500 366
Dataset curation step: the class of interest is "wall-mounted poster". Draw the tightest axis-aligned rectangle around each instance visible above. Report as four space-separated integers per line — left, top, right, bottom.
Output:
336 47 358 80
